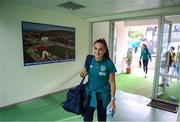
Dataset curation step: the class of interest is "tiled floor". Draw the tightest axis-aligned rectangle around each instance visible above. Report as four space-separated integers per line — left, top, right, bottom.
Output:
113 91 179 121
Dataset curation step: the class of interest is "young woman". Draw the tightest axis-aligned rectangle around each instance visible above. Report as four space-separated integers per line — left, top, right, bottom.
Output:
80 38 117 122
139 43 152 78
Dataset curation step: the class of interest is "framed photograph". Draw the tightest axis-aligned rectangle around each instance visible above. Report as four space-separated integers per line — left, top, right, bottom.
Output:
21 21 75 66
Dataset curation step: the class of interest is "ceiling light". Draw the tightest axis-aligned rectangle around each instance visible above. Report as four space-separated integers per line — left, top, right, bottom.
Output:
57 1 86 10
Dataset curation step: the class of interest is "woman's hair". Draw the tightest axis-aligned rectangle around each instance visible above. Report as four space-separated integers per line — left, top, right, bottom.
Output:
93 38 110 59
142 43 147 48
170 46 175 51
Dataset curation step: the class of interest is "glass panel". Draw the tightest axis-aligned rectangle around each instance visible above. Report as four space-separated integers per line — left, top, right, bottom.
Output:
157 16 180 104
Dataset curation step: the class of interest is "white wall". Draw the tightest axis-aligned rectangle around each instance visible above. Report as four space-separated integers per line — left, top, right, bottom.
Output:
115 22 128 73
0 1 90 107
92 22 110 57
93 22 109 45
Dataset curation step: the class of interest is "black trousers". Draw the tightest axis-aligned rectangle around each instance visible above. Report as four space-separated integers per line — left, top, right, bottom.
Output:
83 95 107 122
143 59 149 74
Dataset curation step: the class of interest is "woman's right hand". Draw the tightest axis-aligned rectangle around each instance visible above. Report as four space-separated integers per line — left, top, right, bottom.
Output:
80 68 88 77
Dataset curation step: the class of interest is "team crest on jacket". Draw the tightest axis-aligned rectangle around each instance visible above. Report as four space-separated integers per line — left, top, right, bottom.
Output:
100 66 106 71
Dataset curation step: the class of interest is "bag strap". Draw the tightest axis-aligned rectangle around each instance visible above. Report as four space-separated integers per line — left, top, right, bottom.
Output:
85 54 93 72
80 55 93 84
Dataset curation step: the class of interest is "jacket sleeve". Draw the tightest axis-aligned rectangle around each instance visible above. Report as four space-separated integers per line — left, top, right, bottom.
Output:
140 52 142 60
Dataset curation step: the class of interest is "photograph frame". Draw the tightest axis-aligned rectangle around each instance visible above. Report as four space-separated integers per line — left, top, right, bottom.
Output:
21 21 75 66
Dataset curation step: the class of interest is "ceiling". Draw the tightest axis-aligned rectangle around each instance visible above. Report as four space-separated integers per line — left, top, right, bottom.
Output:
4 0 180 19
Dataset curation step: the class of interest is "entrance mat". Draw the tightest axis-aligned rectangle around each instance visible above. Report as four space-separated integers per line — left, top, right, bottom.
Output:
147 99 179 113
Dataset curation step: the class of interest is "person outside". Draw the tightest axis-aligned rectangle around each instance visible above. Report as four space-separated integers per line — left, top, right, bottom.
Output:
139 43 152 78
80 38 117 122
166 46 176 73
161 46 176 86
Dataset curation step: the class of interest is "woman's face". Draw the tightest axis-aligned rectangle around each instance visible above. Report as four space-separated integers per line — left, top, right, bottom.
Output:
93 42 106 60
142 45 145 48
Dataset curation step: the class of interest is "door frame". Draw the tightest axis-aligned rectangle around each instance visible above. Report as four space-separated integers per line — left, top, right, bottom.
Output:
152 16 164 99
110 16 160 97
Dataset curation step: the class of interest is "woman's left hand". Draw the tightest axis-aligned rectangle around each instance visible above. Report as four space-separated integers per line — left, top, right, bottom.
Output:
109 100 116 111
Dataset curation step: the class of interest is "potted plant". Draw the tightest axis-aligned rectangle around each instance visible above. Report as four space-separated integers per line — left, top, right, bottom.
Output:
126 48 133 74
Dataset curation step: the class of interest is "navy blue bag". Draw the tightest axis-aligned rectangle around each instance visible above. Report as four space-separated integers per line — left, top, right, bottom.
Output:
62 55 93 115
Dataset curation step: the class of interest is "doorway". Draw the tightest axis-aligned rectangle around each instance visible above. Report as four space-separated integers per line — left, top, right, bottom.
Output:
112 18 158 98
91 16 180 104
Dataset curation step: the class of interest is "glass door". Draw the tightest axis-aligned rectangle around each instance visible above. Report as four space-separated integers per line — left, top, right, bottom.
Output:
156 20 172 96
155 15 180 104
